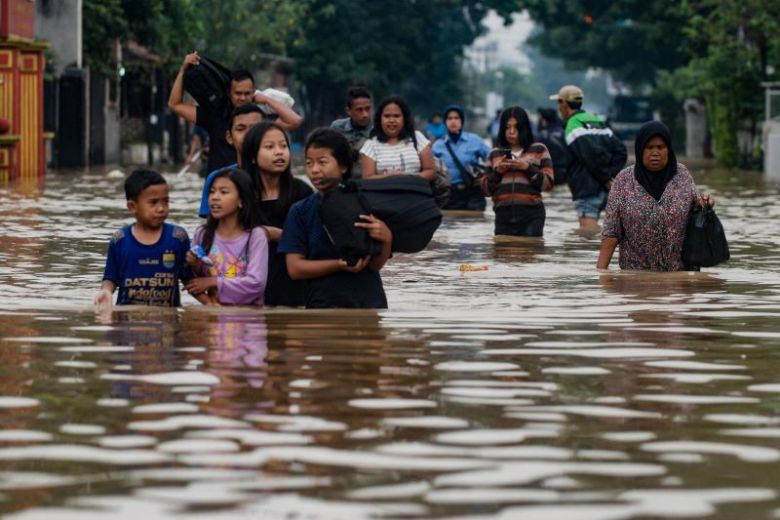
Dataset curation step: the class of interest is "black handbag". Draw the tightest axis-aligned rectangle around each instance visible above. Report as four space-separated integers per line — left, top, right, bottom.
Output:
682 206 730 268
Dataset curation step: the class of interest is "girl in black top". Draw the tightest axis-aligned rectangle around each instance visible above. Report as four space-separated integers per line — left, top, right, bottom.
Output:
242 122 313 306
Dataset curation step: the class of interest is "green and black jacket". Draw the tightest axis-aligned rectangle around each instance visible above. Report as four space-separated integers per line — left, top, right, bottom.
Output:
563 110 627 200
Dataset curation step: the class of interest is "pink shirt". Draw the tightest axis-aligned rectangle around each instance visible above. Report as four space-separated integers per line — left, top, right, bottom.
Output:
193 227 268 305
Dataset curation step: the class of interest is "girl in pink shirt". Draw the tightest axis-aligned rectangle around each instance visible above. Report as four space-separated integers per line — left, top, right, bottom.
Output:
185 169 268 305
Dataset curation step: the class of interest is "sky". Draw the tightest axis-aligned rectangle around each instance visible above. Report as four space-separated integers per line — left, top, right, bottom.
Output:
466 10 535 73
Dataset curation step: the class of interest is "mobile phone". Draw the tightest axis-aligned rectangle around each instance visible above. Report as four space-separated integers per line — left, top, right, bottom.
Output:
501 149 513 159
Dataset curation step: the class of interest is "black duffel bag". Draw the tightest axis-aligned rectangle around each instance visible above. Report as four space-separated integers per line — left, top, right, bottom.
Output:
183 56 232 114
319 176 442 259
358 175 442 253
682 205 730 268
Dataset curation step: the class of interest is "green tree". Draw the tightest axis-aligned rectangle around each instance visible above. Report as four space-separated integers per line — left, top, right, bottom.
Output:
287 0 518 126
522 0 691 86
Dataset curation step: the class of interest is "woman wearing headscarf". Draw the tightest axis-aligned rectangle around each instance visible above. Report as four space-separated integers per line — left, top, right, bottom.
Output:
597 120 714 271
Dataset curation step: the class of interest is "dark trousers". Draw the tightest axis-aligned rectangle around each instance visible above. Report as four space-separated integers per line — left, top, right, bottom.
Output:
444 184 486 211
494 204 546 237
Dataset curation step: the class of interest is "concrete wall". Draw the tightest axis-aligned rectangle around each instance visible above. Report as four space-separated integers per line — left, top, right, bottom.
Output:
36 0 82 75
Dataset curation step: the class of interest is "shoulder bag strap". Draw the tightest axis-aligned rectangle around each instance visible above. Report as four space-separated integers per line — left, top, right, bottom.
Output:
444 140 471 178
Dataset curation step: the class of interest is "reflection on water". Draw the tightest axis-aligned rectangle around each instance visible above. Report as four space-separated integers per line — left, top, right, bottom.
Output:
1 165 780 518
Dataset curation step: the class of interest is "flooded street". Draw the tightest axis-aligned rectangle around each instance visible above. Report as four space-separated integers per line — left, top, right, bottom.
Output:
1 164 780 519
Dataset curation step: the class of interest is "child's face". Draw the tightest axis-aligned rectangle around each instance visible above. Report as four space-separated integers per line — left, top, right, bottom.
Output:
305 146 346 192
128 183 169 229
256 128 290 175
208 176 241 220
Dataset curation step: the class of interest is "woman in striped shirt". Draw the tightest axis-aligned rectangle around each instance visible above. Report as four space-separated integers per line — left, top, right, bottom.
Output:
481 106 554 236
360 95 435 182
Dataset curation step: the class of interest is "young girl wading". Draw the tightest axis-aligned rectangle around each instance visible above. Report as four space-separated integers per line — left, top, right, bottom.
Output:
279 128 393 308
186 169 268 305
242 122 313 306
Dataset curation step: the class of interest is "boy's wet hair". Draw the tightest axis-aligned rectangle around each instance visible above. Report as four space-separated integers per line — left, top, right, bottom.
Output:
230 103 264 129
124 169 166 201
305 127 353 179
230 69 255 85
346 85 372 107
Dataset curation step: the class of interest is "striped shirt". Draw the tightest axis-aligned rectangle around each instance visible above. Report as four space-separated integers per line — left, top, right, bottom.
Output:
481 143 554 208
360 131 430 176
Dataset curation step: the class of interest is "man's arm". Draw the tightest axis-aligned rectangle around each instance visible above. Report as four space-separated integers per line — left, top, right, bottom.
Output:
254 91 303 131
167 52 200 125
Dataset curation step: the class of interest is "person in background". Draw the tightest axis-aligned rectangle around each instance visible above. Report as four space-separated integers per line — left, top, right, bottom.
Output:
597 121 714 271
94 169 193 308
280 128 392 309
242 122 313 306
425 113 446 142
432 104 490 211
536 108 567 186
331 85 373 179
551 84 627 232
185 125 210 177
197 104 265 218
168 51 303 173
360 95 435 181
482 106 554 237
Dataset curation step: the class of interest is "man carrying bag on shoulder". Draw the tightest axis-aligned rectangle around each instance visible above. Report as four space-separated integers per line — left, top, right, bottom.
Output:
432 105 490 211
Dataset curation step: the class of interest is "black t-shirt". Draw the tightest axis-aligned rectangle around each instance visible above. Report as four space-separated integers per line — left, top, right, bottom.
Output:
278 193 388 309
196 106 236 173
257 178 314 307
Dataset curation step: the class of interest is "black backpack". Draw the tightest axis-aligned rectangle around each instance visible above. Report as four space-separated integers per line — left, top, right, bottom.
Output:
183 56 232 114
319 183 381 266
682 206 730 268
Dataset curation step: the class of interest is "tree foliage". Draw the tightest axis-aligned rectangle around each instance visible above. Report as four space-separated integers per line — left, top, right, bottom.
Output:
522 0 691 87
524 0 780 167
287 0 518 126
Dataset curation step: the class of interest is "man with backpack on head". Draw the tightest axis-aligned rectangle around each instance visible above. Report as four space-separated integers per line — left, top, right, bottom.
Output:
168 51 303 173
551 85 627 232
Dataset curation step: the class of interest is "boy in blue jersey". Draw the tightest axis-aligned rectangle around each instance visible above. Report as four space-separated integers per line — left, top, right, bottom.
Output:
94 169 193 307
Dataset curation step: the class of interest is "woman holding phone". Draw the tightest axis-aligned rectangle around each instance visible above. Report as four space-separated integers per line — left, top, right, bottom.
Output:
481 106 554 237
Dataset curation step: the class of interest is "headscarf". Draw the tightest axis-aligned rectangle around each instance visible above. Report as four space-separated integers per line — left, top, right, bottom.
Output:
444 104 465 143
634 120 677 201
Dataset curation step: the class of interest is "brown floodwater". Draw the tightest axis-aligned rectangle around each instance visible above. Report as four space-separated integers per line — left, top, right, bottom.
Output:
0 163 779 519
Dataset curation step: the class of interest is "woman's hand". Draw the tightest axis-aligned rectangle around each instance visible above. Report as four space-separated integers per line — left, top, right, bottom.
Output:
496 158 528 173
184 277 217 296
339 256 370 273
698 192 715 208
355 214 392 245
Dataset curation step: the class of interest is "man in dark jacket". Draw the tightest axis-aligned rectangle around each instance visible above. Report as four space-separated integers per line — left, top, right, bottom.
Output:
551 85 627 232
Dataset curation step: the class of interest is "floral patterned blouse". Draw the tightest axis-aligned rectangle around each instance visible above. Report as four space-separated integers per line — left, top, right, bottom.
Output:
602 164 698 271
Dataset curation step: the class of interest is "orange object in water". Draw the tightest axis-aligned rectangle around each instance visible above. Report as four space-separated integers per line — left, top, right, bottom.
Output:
459 264 489 272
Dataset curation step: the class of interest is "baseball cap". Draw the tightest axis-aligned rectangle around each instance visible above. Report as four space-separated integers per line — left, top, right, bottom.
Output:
549 85 584 103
